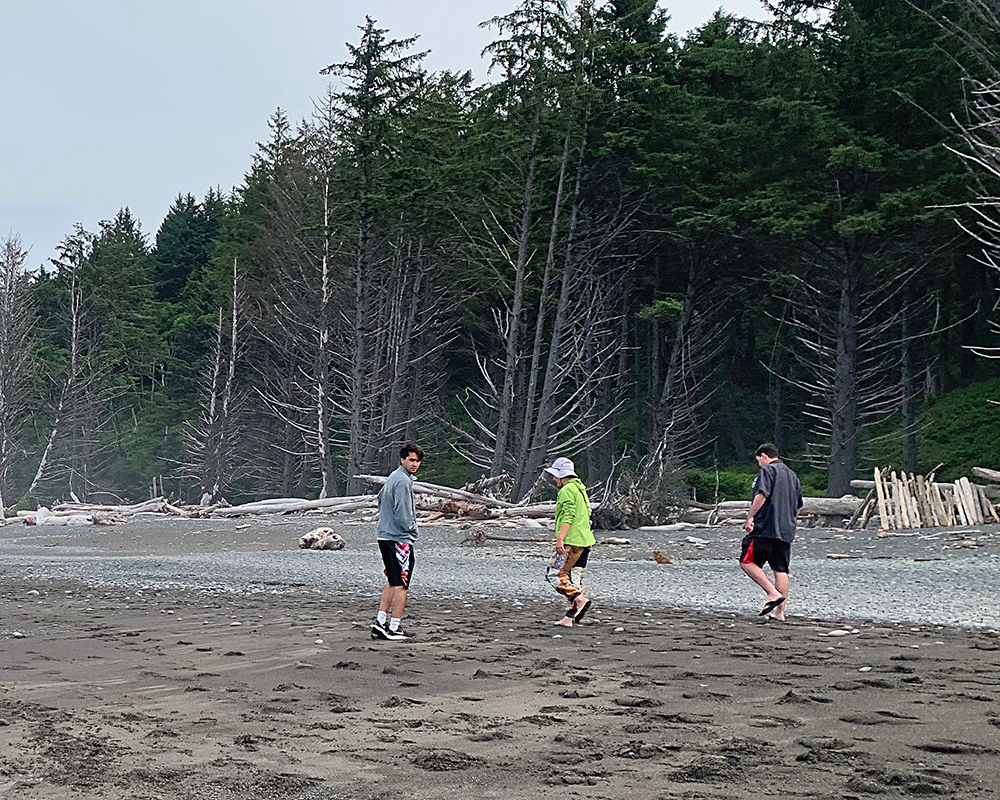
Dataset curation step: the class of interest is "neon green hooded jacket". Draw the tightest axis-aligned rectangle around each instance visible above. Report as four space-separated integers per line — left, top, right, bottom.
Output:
555 477 596 547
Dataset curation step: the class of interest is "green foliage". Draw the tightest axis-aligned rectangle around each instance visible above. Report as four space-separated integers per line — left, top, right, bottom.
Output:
685 468 756 502
637 297 685 322
913 379 1000 481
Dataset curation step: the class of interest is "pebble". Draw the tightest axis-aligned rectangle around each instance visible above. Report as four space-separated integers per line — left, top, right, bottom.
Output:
26 590 39 596
315 639 324 644
859 666 872 672
613 627 625 633
230 622 242 627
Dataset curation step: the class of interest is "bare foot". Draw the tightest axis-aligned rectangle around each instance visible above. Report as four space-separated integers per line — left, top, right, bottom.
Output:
555 617 574 627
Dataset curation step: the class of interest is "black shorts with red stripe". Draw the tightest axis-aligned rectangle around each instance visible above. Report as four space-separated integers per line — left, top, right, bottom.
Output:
740 534 790 574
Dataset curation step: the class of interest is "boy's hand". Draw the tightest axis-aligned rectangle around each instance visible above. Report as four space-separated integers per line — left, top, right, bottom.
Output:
555 539 566 555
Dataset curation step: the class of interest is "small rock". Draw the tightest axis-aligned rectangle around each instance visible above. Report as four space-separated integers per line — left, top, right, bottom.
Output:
315 639 324 644
26 590 39 596
230 622 242 627
614 627 625 633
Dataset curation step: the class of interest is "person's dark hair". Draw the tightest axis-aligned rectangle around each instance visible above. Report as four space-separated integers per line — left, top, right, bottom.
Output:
400 443 424 461
756 442 779 459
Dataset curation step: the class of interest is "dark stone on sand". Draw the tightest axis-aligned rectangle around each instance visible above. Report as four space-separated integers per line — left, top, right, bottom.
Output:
670 755 745 783
846 767 959 795
412 749 480 771
613 696 663 708
778 689 832 704
912 741 990 755
616 741 661 759
381 696 424 708
469 729 512 741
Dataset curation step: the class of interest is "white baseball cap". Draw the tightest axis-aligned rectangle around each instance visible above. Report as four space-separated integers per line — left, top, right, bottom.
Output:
544 457 576 479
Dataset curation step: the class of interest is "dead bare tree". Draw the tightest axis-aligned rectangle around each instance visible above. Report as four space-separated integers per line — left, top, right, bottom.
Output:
27 228 99 501
451 204 635 502
773 245 938 493
176 258 247 503
940 1 1000 363
0 234 35 512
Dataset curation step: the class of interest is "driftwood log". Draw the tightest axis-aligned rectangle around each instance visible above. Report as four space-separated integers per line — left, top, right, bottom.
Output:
356 475 517 509
973 467 1000 484
679 496 862 525
214 496 377 516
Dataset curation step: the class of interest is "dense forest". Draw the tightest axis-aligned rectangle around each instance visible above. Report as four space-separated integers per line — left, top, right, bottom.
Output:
3 0 1000 512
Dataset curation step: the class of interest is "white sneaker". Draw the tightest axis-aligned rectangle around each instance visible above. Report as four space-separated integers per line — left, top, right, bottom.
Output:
383 626 413 641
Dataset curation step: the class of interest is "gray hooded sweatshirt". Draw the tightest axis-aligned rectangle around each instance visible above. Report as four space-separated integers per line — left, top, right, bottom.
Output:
376 465 419 543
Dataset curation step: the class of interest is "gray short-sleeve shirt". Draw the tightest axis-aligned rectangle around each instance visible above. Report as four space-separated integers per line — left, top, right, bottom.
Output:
751 460 803 543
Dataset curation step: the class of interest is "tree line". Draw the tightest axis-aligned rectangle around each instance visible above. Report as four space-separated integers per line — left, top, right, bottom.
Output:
3 0 999 510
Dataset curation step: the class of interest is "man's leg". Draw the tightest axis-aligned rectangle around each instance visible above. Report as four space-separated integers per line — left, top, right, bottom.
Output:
388 586 408 621
769 571 788 620
378 583 394 615
740 561 783 603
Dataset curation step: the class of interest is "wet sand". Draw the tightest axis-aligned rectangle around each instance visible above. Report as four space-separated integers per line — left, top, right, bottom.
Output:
1 578 999 799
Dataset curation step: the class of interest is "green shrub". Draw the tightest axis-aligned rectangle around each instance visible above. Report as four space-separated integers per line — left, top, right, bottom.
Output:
685 468 757 502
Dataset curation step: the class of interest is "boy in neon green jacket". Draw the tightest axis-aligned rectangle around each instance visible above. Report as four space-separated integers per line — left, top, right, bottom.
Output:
544 457 595 627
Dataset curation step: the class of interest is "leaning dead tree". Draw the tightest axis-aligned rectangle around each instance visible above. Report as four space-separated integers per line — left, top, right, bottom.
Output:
0 234 35 513
771 243 943 496
176 259 247 504
941 1 1000 362
451 207 633 503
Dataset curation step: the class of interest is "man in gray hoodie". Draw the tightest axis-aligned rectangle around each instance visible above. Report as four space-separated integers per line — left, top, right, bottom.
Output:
371 443 423 641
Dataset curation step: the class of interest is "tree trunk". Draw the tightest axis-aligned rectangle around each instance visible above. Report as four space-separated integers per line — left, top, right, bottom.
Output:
316 177 338 498
516 126 588 501
828 243 862 496
654 258 697 443
491 103 541 478
512 125 574 498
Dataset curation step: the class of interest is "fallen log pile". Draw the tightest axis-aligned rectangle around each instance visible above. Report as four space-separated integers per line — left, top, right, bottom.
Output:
849 467 1000 530
18 466 999 530
678 496 864 525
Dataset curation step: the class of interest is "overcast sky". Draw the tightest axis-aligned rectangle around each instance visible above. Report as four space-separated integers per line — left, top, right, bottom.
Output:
1 0 768 270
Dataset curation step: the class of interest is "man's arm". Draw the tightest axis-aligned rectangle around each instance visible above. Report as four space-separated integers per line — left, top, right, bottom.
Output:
391 479 418 534
744 491 766 533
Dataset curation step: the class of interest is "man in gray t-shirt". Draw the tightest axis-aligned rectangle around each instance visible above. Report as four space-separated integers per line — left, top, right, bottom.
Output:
741 443 803 620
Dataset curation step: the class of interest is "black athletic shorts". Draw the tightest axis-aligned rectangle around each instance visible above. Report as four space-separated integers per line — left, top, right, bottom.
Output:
740 535 790 574
378 539 415 589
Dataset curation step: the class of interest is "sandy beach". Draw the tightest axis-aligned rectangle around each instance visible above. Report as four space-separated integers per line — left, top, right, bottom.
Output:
1 516 999 798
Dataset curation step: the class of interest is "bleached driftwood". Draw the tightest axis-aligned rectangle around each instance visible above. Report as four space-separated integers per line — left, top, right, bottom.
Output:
51 497 188 517
852 471 999 530
214 496 376 517
356 474 517 509
973 466 1000 483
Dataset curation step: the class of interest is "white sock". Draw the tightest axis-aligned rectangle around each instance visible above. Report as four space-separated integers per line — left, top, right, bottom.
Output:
389 617 401 631
377 611 387 625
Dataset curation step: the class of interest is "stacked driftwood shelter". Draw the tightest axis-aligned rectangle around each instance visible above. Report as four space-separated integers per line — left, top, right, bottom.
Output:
849 468 1000 530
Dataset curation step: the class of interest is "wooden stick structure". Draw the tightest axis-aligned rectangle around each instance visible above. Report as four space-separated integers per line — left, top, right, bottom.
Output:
856 468 1000 531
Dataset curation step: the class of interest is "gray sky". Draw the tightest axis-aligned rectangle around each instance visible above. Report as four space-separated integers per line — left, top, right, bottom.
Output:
1 0 767 270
